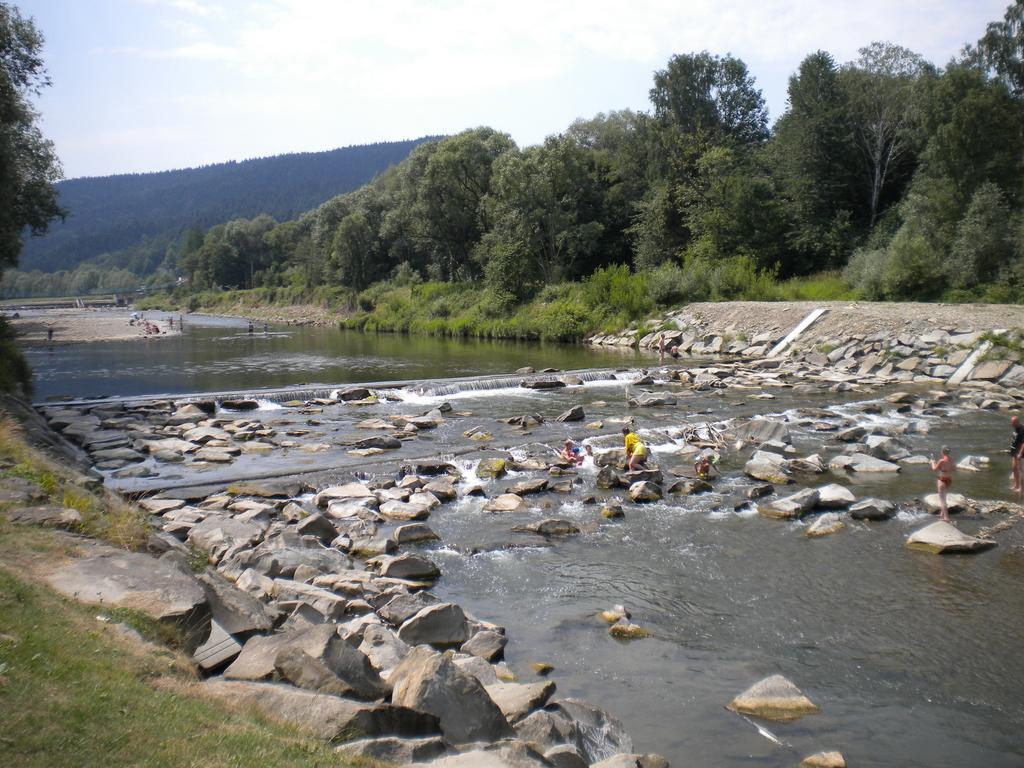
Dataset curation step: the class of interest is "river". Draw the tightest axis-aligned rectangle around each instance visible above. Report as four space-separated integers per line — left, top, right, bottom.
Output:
24 313 1024 767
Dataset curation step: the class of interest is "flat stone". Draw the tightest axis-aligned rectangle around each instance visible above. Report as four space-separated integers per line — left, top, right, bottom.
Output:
815 484 855 509
484 681 556 723
195 570 274 635
628 481 663 502
759 488 819 520
513 518 580 536
314 483 375 506
6 505 83 530
391 523 440 544
192 619 242 670
201 679 438 740
461 629 508 661
906 521 996 554
922 493 970 514
805 513 845 537
744 453 792 484
845 453 901 473
485 493 526 513
476 458 508 479
727 674 819 721
336 736 448 763
379 500 431 521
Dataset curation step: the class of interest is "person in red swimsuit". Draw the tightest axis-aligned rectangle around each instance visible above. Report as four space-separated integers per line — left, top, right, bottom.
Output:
930 446 954 523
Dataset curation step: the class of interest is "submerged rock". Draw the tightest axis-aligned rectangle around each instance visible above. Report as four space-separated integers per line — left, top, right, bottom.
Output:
727 674 819 721
905 521 996 554
801 751 847 768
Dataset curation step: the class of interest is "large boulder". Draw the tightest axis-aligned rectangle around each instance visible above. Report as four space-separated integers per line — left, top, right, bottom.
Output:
758 488 819 520
389 646 513 743
224 625 345 682
273 642 388 701
315 483 375 507
922 492 970 515
628 481 663 503
734 418 790 445
379 553 440 580
744 452 792 484
397 603 469 646
201 679 438 740
556 406 586 422
845 453 901 473
484 681 556 723
359 625 411 679
905 521 996 554
485 493 526 513
849 498 896 521
477 458 508 479
46 541 208 646
727 674 819 721
815 484 855 509
195 570 274 636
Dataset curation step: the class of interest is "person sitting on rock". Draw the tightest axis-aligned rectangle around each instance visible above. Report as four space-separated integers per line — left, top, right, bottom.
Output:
561 439 585 465
930 446 954 523
622 426 648 471
694 453 717 479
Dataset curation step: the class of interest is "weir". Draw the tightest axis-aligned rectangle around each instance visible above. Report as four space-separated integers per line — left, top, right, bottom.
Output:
37 367 645 408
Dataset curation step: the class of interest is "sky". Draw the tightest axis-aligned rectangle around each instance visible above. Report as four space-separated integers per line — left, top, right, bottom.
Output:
16 0 1010 179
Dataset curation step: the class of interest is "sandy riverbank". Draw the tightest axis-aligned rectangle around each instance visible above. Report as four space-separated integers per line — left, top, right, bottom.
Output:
5 308 181 345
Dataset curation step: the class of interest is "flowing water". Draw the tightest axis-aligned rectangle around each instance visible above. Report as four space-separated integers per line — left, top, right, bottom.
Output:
24 313 1024 767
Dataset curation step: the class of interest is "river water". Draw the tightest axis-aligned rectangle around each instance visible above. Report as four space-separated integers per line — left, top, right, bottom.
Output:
24 314 1024 767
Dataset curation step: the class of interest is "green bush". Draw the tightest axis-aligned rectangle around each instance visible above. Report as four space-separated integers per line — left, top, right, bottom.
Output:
0 318 31 396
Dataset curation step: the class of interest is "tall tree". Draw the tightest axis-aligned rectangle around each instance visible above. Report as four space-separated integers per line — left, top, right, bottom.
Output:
969 0 1024 97
840 42 931 228
0 2 63 270
649 52 769 146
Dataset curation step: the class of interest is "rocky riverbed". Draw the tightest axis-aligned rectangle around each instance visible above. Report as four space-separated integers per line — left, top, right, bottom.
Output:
23 325 1024 766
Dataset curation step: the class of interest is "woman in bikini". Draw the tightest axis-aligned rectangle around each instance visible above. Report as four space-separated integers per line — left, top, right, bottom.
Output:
929 446 954 523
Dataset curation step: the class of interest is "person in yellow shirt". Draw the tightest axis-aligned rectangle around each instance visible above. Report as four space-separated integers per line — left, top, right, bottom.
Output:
622 425 648 471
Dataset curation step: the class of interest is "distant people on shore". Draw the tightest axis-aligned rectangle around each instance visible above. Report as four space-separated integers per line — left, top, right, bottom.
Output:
930 446 954 522
46 324 53 343
622 425 648 470
1011 415 1024 499
248 321 254 334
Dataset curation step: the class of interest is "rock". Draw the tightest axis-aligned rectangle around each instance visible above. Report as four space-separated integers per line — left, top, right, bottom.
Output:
295 513 339 543
591 756 668 768
544 745 588 768
195 570 274 635
337 387 372 401
609 620 651 639
666 478 712 495
477 458 508 479
727 674 819 721
805 513 845 537
484 681 556 723
558 698 634 763
744 452 792 484
845 453 901 473
970 360 1012 381
359 625 410 679
315 483 375 506
416 740 552 767
801 751 847 768
379 500 431 521
906 521 996 553
274 642 388 701
521 379 566 390
746 483 774 499
629 392 676 407
598 604 630 623
194 448 235 463
835 425 867 442
398 603 468 646
485 493 526 513
379 591 442 625
379 553 440 580
623 468 663 485
514 518 580 536
734 418 790 444
922 492 970 514
139 498 186 514
390 645 512 743
849 498 896 520
596 466 624 489
516 366 535 374
601 503 624 519
514 708 580 755
353 435 402 450
46 541 208 646
509 478 549 496
815 483 855 509
864 434 909 461
201 679 438 740
188 516 264 560
6 505 83 530
225 625 341 681
759 488 819 520
462 629 508 661
336 735 448 763
956 455 989 472
556 406 586 422
627 481 662 502
391 523 440 544
423 480 457 501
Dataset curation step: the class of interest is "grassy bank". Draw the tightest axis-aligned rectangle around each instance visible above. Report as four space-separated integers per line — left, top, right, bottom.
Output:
134 284 353 320
0 408 373 768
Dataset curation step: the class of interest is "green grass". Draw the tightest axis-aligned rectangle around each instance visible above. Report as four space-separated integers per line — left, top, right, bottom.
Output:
0 565 372 768
773 272 858 301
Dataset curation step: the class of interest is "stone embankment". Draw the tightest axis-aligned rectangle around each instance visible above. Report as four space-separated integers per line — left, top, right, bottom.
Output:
588 301 1024 391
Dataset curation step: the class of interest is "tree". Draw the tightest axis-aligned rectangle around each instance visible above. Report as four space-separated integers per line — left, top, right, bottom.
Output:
770 51 861 271
329 211 377 290
840 42 932 228
0 2 63 270
649 52 769 146
969 0 1024 97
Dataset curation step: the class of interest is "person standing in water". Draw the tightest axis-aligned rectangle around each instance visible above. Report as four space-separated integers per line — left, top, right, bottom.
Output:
930 446 954 523
1010 415 1024 499
622 425 648 471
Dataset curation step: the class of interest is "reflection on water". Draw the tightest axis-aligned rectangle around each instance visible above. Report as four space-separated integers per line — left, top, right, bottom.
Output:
24 315 1024 768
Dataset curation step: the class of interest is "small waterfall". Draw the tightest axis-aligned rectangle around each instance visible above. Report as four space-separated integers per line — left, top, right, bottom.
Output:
408 368 640 398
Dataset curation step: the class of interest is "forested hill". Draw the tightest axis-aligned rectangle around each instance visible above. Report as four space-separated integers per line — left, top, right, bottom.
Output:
19 138 438 274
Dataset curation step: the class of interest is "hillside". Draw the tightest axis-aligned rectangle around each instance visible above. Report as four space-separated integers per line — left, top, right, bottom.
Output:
18 137 439 274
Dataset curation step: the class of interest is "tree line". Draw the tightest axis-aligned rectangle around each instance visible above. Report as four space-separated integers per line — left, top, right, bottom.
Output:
159 3 1024 309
